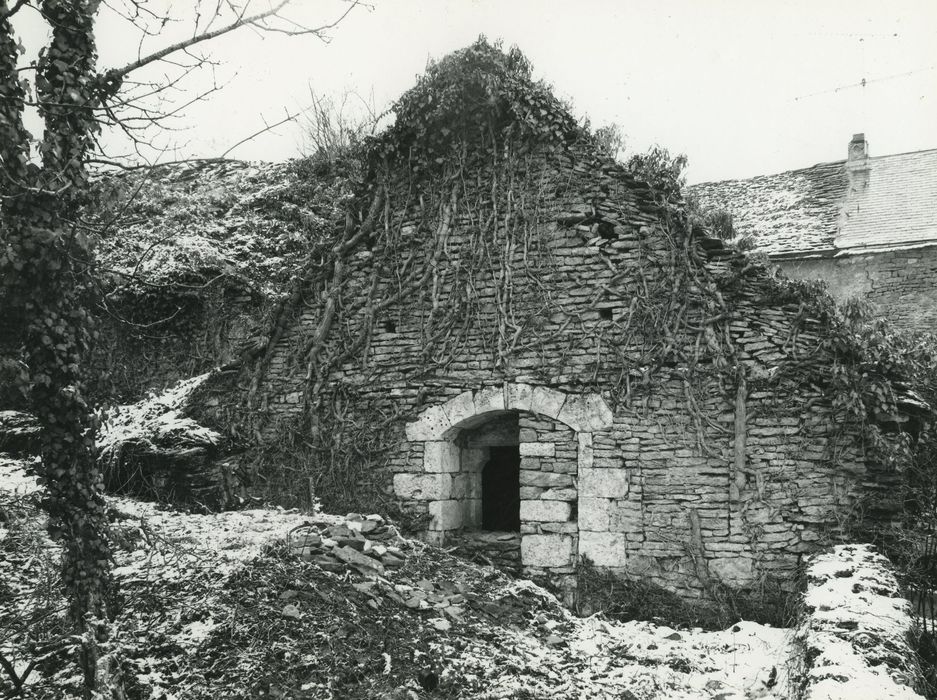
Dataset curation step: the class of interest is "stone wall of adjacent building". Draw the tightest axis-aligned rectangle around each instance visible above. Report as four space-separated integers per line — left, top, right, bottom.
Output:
1 281 264 409
91 287 265 403
227 148 893 602
778 244 937 331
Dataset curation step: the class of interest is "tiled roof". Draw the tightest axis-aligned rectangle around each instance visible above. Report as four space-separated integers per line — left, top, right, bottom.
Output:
689 160 847 256
688 147 937 257
837 148 937 251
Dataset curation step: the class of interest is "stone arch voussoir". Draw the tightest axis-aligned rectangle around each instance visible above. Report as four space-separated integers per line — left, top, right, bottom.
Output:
404 383 613 443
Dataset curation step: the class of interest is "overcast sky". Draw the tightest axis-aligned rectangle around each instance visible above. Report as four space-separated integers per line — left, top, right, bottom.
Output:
14 0 937 183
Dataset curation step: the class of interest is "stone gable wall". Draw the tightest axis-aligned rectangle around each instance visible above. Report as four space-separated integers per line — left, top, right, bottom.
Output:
245 151 885 601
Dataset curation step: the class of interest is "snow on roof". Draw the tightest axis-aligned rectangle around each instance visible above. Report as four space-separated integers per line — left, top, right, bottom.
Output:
689 147 937 257
690 159 847 256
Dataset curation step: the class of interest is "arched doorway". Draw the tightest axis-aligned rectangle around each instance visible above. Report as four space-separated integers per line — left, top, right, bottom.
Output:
398 383 614 583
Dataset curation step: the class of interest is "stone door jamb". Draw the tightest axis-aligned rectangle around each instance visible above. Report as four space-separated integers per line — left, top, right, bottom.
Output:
401 383 613 535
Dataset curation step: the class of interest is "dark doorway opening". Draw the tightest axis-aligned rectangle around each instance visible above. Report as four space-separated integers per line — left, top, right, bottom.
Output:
482 446 520 531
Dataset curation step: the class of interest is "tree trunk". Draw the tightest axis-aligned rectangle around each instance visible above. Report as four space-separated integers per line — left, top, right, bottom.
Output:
1 2 121 696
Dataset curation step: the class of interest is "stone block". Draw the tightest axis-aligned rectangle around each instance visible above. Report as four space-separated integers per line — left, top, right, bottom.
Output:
709 557 753 586
580 468 629 498
540 487 578 501
429 499 462 531
521 457 542 470
423 440 460 473
449 473 477 499
579 497 611 531
393 473 451 500
442 390 476 430
520 500 571 522
405 404 452 441
624 555 660 577
473 385 506 416
505 383 535 413
579 532 627 567
519 470 573 488
530 386 567 421
520 442 556 457
558 393 614 432
556 397 585 431
521 534 574 568
578 432 594 469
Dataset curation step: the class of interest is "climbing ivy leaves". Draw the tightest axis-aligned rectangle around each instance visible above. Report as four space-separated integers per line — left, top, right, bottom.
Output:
370 37 581 178
0 1 116 695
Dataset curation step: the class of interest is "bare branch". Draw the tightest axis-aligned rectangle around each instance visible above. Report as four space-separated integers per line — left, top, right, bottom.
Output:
108 0 362 80
221 107 298 158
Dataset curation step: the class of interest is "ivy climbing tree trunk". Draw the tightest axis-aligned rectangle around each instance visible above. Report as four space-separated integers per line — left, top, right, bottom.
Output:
0 1 361 696
1 2 121 696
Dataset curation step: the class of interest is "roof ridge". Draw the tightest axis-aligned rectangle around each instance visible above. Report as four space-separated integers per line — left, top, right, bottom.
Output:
691 145 937 187
867 146 937 162
691 158 844 187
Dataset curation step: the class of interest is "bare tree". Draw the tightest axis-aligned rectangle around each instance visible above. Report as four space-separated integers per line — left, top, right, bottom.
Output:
300 87 384 162
0 1 362 696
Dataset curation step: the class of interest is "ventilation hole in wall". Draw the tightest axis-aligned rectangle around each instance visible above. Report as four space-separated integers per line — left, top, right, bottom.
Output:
596 220 616 239
568 501 578 522
599 308 614 321
383 320 397 334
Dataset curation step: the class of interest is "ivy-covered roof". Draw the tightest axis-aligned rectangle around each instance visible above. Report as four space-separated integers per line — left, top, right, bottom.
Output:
89 158 348 296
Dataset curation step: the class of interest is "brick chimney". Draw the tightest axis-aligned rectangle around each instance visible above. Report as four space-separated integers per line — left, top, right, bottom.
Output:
846 133 870 190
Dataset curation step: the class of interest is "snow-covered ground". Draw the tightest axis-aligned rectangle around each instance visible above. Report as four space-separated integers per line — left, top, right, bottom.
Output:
1 456 795 699
1 455 311 578
96 371 218 456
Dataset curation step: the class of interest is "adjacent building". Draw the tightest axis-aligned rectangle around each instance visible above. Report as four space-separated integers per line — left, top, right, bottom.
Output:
690 135 937 330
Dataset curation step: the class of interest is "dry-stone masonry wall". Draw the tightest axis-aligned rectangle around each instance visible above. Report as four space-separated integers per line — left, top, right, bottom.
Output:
239 147 895 603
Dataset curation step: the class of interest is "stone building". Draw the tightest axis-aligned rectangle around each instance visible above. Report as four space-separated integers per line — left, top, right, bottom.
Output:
690 135 937 331
226 142 915 603
190 46 929 605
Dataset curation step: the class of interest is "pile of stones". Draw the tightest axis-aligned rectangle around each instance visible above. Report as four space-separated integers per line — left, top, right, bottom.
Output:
288 513 408 577
287 513 480 625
